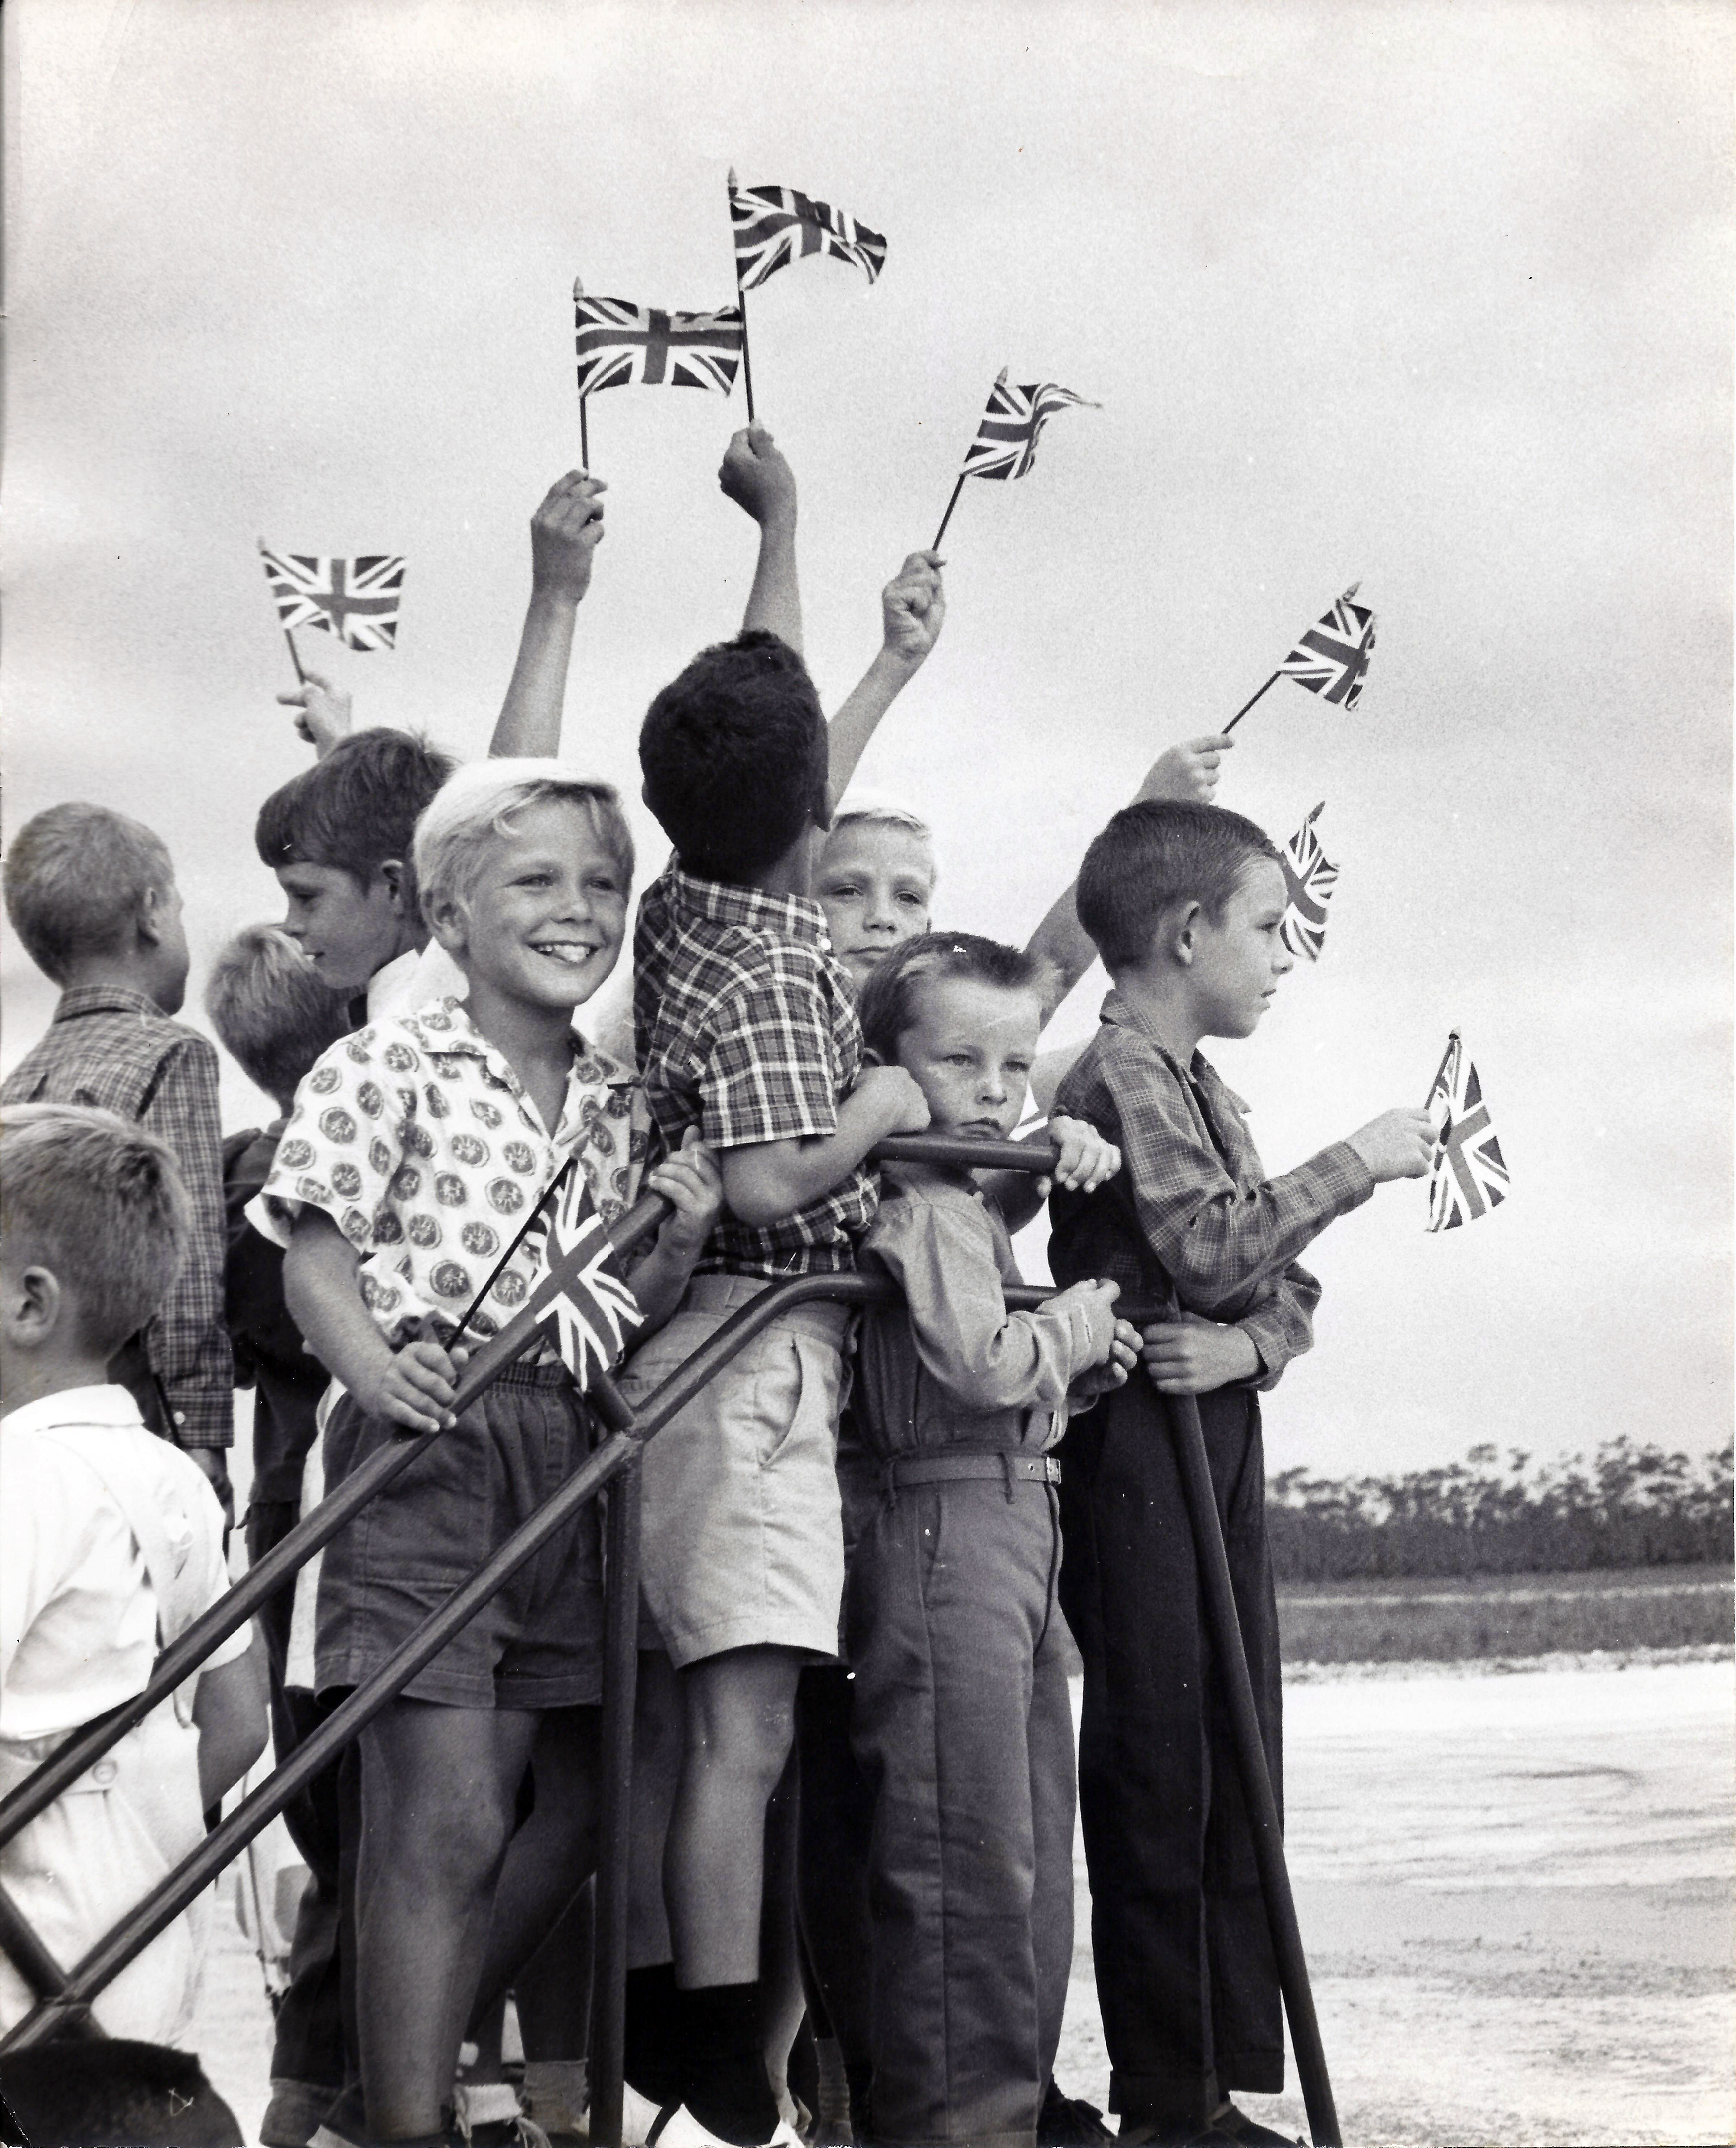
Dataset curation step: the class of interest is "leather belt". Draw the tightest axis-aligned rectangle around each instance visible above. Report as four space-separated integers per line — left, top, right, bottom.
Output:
880 1450 1061 1502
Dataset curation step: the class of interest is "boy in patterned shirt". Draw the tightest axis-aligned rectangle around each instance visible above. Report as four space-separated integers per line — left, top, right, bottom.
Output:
624 630 931 2147
1048 801 1434 2148
253 763 723 2148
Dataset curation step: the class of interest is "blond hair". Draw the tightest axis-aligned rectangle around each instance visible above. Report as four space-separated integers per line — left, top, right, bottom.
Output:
413 760 635 916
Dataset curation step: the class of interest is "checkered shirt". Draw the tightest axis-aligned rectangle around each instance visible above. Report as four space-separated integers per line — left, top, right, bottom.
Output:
251 997 647 1348
634 859 875 1278
0 986 234 1446
1048 989 1375 1387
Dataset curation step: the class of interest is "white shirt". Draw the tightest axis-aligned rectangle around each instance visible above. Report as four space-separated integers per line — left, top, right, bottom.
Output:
366 940 468 1024
0 1387 246 1744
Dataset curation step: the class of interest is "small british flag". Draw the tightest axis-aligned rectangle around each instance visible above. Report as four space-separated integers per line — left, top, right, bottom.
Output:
574 290 744 396
729 177 886 290
1277 584 1377 708
1425 1035 1510 1232
521 1164 645 1384
1278 802 1340 963
961 370 1100 481
259 549 405 651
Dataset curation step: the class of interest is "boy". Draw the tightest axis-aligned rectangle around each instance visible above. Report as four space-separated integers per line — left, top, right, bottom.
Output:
0 1105 265 2043
205 923 353 2148
625 621 931 2148
1048 800 1434 2147
256 763 721 2147
1 805 235 1507
848 935 1139 2148
258 467 608 1026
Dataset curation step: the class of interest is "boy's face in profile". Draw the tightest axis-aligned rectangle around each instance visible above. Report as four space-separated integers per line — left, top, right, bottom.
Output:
816 822 936 990
149 879 192 1016
276 861 407 993
432 800 627 1010
1187 857 1293 1039
892 974 1043 1142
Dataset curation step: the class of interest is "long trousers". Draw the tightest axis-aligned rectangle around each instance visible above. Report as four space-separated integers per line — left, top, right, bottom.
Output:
1057 1378 1284 2131
247 1500 348 2093
848 1475 1074 2148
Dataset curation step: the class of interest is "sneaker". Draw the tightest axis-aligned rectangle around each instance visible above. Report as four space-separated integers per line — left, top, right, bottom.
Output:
454 2081 554 2147
1038 2080 1114 2146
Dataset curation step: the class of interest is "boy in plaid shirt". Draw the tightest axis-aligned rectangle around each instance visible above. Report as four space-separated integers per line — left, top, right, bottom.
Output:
1048 800 1433 2148
626 617 931 2147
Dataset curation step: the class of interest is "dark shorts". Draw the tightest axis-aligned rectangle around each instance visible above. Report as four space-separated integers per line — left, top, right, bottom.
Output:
314 1360 605 1711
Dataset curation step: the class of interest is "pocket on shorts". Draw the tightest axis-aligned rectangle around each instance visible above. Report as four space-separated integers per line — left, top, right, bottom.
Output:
751 1334 807 1470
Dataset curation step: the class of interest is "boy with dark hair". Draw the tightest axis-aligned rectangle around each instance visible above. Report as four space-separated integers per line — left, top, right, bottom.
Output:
257 468 608 1024
624 585 935 2144
1 805 234 1505
205 924 353 2148
847 934 1136 2148
0 1104 265 2043
1048 799 1434 2147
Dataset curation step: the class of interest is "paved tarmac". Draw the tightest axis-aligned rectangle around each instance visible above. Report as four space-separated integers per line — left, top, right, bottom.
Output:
189 1653 1734 2146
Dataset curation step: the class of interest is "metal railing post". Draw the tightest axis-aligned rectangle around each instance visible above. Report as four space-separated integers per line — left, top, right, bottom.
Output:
588 1371 641 2148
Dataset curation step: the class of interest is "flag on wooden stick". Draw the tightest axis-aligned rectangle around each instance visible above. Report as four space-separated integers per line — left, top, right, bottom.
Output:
1425 1034 1510 1231
259 549 405 651
1278 584 1377 708
574 291 744 396
1278 802 1339 962
729 180 886 289
519 1165 645 1384
961 372 1100 480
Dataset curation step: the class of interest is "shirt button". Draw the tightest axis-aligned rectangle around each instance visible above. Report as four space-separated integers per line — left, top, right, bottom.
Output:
173 1411 187 1426
92 1761 117 1785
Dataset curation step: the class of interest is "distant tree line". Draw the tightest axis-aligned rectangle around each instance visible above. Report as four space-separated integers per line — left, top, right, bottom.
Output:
1266 1437 1735 1581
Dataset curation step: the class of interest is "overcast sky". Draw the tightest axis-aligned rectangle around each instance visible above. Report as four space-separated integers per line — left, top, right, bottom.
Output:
4 0 1729 1478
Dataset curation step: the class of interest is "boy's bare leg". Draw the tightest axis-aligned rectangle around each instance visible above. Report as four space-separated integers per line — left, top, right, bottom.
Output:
356 1700 540 2139
759 1744 806 2117
628 1651 683 1969
468 1705 602 2023
666 1644 803 1986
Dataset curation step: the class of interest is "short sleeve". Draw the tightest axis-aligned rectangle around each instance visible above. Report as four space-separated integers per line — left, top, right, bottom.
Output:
252 1028 414 1252
171 1458 251 1671
700 962 842 1150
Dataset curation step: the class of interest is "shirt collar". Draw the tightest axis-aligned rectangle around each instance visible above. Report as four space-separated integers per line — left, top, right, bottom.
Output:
400 997 634 1090
665 860 831 951
2 1385 146 1437
1098 989 1248 1113
51 984 165 1024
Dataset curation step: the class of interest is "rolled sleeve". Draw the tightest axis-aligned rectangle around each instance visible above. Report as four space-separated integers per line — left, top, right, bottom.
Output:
1237 1263 1323 1390
141 1039 233 1449
701 970 842 1151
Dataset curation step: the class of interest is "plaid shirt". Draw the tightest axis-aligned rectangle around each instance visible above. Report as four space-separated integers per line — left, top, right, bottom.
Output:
1 986 234 1446
634 859 875 1278
1048 989 1374 1388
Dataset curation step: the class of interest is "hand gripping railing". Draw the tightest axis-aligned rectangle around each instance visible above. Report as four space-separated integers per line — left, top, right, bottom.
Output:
0 1134 1340 2148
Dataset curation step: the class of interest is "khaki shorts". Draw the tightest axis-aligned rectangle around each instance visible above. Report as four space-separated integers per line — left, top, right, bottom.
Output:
620 1274 850 1668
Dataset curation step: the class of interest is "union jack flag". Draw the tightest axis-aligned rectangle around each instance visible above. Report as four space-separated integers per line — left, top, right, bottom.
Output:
1278 802 1339 962
1277 584 1377 708
729 177 886 290
1425 1034 1510 1232
521 1163 644 1385
574 290 744 397
259 549 405 651
961 371 1100 481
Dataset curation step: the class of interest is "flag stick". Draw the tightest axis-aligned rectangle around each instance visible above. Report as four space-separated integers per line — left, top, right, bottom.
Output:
728 169 757 422
932 474 966 553
1423 1030 1460 1109
259 536 307 682
580 394 590 473
447 1156 576 1351
1223 670 1279 733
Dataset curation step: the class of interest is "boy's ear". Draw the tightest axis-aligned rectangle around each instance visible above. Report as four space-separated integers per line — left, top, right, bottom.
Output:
1 1260 62 1347
422 887 468 956
1167 900 1204 968
135 884 167 949
377 859 409 915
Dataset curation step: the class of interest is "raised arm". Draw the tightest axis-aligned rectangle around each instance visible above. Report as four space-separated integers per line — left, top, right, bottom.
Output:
721 424 802 654
825 551 946 809
488 470 608 758
1023 733 1235 1022
277 670 354 760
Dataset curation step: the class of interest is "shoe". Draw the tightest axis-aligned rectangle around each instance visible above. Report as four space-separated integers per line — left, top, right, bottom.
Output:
646 2111 804 2148
454 2080 555 2146
264 2078 346 2148
1190 2107 1303 2148
1039 2080 1114 2145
